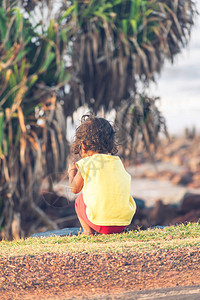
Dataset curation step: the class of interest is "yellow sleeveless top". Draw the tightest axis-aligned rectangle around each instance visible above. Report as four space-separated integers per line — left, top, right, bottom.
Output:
76 154 136 226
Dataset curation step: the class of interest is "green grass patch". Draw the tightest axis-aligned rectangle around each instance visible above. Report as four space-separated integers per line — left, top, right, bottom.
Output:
0 223 200 257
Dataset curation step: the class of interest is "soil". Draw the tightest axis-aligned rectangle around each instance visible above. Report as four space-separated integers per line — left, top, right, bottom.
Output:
1 247 200 300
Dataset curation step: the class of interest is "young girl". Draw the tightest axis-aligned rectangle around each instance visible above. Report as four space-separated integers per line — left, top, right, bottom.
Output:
68 114 136 235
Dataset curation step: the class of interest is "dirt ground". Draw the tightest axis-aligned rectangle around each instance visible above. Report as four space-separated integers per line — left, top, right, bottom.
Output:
0 247 200 300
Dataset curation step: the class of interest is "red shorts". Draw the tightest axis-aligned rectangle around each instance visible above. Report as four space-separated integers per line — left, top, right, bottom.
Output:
75 194 126 234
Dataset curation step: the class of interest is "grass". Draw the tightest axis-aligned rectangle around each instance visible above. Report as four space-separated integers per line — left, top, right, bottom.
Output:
0 223 200 258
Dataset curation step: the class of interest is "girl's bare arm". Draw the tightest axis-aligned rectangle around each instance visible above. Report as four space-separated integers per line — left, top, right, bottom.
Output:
68 163 84 194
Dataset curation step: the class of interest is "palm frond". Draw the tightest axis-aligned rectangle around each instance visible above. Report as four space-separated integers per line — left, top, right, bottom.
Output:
115 93 168 159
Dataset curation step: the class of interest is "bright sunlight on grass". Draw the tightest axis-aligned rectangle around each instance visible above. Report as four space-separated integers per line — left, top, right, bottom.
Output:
0 223 200 257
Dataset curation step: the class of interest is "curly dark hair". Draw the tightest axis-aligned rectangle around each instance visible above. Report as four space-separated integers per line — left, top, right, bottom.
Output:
72 114 118 156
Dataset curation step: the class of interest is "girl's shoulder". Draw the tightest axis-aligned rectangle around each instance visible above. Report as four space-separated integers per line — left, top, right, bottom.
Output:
76 153 120 167
77 153 121 166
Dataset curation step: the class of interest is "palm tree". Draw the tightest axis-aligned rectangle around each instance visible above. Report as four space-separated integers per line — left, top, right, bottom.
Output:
0 4 69 239
61 0 196 156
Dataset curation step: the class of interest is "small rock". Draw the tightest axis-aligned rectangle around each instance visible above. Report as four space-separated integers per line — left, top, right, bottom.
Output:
179 193 200 213
31 227 83 238
171 210 200 225
171 172 193 186
134 197 146 209
149 200 178 226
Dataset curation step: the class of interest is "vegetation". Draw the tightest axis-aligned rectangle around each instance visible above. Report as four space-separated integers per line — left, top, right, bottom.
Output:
0 0 197 239
62 0 196 156
23 0 197 156
0 223 200 257
0 3 69 238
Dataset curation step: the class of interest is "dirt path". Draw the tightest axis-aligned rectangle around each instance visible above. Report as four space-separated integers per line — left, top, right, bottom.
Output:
0 247 200 299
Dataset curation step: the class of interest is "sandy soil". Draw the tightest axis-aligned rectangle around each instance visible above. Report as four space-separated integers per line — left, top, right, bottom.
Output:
1 247 200 299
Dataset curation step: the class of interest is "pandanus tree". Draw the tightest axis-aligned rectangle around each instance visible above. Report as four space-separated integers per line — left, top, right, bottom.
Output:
0 0 197 238
61 0 196 156
0 3 69 238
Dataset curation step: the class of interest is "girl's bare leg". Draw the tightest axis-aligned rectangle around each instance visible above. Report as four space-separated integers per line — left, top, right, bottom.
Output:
77 216 95 235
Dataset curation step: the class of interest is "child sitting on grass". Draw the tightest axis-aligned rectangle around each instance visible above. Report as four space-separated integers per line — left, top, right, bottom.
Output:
68 114 136 235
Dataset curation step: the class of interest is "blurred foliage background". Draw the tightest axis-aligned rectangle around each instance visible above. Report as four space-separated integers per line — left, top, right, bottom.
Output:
0 0 197 239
